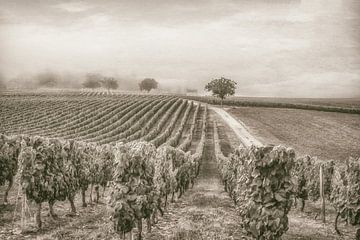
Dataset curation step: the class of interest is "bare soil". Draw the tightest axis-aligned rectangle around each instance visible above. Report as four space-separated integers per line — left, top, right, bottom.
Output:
210 106 262 147
226 106 360 162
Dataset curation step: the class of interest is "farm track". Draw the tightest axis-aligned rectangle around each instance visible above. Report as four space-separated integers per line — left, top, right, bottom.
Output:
210 106 262 147
144 119 247 240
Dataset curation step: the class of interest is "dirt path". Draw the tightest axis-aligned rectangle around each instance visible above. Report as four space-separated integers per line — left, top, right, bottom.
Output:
144 119 248 240
209 106 263 147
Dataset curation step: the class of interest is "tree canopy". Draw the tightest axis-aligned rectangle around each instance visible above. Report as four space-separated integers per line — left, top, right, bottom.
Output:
101 77 118 91
37 72 60 88
83 73 102 89
139 78 158 92
205 77 237 104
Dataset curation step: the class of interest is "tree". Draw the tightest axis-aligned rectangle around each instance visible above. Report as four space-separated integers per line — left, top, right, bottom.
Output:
205 77 237 107
37 72 60 88
83 73 102 89
101 77 118 91
139 78 158 92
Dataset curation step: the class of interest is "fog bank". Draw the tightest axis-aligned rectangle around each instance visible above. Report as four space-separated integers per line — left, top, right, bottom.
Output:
0 0 359 97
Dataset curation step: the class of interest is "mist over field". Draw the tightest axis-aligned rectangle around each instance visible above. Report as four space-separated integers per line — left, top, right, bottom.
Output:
0 0 359 97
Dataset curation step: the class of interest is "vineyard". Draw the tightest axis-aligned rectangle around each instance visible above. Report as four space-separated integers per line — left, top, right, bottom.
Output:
0 91 359 239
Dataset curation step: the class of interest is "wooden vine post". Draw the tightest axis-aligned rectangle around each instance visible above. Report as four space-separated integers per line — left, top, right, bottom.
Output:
319 164 326 223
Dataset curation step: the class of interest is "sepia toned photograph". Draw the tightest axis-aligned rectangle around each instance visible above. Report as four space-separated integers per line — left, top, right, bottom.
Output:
0 0 359 239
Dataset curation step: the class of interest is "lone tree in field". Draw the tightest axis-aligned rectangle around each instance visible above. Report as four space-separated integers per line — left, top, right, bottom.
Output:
205 77 237 107
83 73 102 89
101 77 118 92
139 78 158 92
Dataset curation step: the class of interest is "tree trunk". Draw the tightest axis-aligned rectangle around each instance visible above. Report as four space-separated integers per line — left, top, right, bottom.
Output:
81 188 87 207
147 217 151 233
48 200 57 219
300 198 305 212
35 203 42 229
137 219 142 240
4 177 13 204
68 194 76 214
335 212 341 235
95 185 100 203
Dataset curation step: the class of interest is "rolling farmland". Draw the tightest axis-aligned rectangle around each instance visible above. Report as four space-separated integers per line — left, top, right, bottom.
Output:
0 92 202 148
0 91 359 240
0 91 210 239
226 106 360 161
1 1 359 239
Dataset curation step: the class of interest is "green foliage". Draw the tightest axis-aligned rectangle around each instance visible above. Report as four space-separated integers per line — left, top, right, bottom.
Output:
154 146 184 197
109 141 204 238
205 77 237 101
19 137 78 203
14 135 115 207
139 78 158 92
83 73 102 89
101 77 118 90
216 145 295 240
0 134 21 185
330 157 360 225
109 141 157 235
150 100 188 147
142 99 183 142
191 105 207 179
168 101 193 147
178 103 201 152
291 156 311 201
291 157 334 204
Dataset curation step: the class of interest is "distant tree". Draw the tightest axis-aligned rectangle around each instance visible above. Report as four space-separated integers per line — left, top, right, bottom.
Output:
37 72 59 88
205 77 237 107
83 73 102 89
139 78 158 92
101 77 118 91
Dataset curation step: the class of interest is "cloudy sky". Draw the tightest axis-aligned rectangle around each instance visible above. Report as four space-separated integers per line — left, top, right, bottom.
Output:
0 0 359 97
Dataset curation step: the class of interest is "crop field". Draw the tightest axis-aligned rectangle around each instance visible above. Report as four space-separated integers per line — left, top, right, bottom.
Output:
0 91 359 240
217 96 360 109
184 96 360 114
0 92 205 148
226 106 360 162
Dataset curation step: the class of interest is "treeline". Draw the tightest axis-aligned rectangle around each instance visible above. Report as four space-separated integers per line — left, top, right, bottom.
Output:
1 72 140 91
183 96 360 114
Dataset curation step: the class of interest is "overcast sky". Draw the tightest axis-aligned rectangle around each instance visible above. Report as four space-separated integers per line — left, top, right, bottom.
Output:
0 0 359 97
